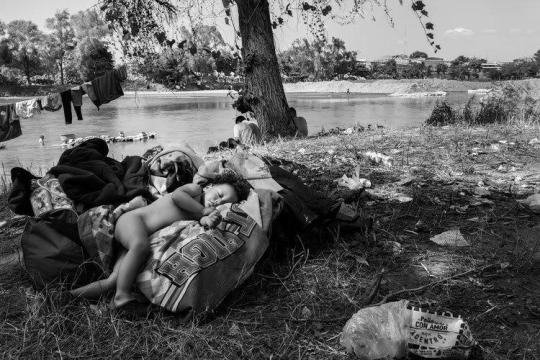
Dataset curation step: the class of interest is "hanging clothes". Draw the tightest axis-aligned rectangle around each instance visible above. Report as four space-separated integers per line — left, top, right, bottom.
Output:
71 86 84 121
80 82 98 104
15 98 42 119
41 93 62 112
0 104 22 142
90 70 124 109
60 89 84 124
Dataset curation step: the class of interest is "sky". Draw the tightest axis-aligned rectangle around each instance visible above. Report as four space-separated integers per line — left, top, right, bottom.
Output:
2 0 540 63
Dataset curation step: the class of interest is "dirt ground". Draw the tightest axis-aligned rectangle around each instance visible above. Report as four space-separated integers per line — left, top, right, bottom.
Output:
0 125 539 359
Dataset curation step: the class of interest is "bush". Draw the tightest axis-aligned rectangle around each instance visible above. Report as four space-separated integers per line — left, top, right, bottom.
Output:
426 84 540 126
426 101 457 126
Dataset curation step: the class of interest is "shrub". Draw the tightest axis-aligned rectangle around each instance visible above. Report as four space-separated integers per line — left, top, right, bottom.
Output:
426 101 457 126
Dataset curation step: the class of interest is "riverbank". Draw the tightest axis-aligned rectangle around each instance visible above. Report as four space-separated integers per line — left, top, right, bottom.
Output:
1 124 539 358
3 78 540 98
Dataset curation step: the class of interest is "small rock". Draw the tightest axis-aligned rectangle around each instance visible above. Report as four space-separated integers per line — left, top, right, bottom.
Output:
430 229 470 247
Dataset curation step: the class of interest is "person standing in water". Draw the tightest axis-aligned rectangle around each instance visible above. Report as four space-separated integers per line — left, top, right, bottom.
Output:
38 135 45 146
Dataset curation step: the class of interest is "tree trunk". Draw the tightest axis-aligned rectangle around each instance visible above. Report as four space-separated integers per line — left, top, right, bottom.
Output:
237 0 296 138
60 59 64 85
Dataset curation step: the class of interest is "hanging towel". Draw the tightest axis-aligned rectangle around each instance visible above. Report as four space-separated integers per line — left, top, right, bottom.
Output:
90 70 124 109
81 82 98 104
15 98 42 118
41 93 62 112
0 104 22 141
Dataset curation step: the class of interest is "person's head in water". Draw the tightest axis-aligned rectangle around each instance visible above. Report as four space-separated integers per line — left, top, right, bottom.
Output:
202 171 251 207
288 107 297 117
235 115 246 124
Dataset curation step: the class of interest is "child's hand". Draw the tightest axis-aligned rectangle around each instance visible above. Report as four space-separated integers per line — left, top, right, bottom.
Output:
200 211 222 229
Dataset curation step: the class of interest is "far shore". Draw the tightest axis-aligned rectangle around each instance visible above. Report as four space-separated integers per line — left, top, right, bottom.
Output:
2 78 540 100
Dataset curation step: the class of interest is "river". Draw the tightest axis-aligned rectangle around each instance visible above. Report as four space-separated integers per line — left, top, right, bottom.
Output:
0 91 469 175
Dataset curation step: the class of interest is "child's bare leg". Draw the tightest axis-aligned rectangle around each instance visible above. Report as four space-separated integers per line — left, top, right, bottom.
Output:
113 212 150 308
70 252 124 299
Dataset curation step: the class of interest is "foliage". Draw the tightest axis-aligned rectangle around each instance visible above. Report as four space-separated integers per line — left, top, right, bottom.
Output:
410 50 428 59
45 10 76 84
278 37 359 81
427 84 540 126
425 101 456 125
4 20 45 84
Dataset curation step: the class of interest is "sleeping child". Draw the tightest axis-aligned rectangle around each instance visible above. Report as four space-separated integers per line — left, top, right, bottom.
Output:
70 172 251 308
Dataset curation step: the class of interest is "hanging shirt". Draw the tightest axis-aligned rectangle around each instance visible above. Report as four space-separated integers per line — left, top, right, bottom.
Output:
15 99 41 118
41 93 62 112
81 82 98 104
90 70 124 109
0 104 22 141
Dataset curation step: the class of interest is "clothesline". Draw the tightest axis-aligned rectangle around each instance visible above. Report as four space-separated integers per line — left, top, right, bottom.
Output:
0 67 128 143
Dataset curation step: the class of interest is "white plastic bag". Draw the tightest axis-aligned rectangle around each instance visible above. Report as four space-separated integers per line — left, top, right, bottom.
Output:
340 300 410 360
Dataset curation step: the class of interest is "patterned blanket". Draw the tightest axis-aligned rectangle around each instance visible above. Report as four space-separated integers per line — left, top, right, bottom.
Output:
77 189 281 316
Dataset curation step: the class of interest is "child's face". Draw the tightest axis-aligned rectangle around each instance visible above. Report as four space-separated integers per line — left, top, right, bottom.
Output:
203 183 238 207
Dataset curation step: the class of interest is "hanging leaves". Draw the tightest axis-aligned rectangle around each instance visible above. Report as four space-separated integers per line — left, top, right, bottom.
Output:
425 22 434 30
411 1 425 11
321 5 332 16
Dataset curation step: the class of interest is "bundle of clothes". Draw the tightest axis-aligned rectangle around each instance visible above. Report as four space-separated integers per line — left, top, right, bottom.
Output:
9 138 350 318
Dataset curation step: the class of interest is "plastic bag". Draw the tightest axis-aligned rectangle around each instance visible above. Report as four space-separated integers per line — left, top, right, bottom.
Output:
341 300 476 359
340 300 410 359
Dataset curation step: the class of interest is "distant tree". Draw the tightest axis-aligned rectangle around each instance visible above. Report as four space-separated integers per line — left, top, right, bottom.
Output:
5 20 44 84
69 9 114 81
435 63 448 78
410 50 428 59
46 10 76 84
77 38 114 81
468 58 486 79
448 55 471 80
535 49 540 66
382 59 398 78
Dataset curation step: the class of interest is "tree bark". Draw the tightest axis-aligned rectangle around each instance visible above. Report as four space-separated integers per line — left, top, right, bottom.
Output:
237 0 296 138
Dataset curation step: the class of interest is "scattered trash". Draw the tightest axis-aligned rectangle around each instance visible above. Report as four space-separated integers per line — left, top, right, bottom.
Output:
335 166 372 190
340 300 477 359
298 148 306 154
518 194 540 213
430 229 470 247
344 127 355 135
364 151 393 167
393 195 413 203
382 241 404 255
529 138 539 145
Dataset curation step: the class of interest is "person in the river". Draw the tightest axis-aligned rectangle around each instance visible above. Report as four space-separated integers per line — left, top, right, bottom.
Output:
70 172 251 308
289 107 308 137
233 115 262 146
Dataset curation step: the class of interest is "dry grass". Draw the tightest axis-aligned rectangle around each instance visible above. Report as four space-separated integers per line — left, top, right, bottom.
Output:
1 125 540 359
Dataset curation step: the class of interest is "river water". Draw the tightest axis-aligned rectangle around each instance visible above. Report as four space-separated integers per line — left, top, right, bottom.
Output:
0 91 469 175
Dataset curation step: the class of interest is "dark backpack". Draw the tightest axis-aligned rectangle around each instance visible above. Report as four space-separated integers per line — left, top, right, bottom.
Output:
21 209 100 289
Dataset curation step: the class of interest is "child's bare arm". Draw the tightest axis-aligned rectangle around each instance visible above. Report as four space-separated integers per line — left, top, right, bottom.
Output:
170 184 208 219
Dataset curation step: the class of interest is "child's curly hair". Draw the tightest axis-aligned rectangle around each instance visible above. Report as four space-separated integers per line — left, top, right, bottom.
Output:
209 170 252 202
